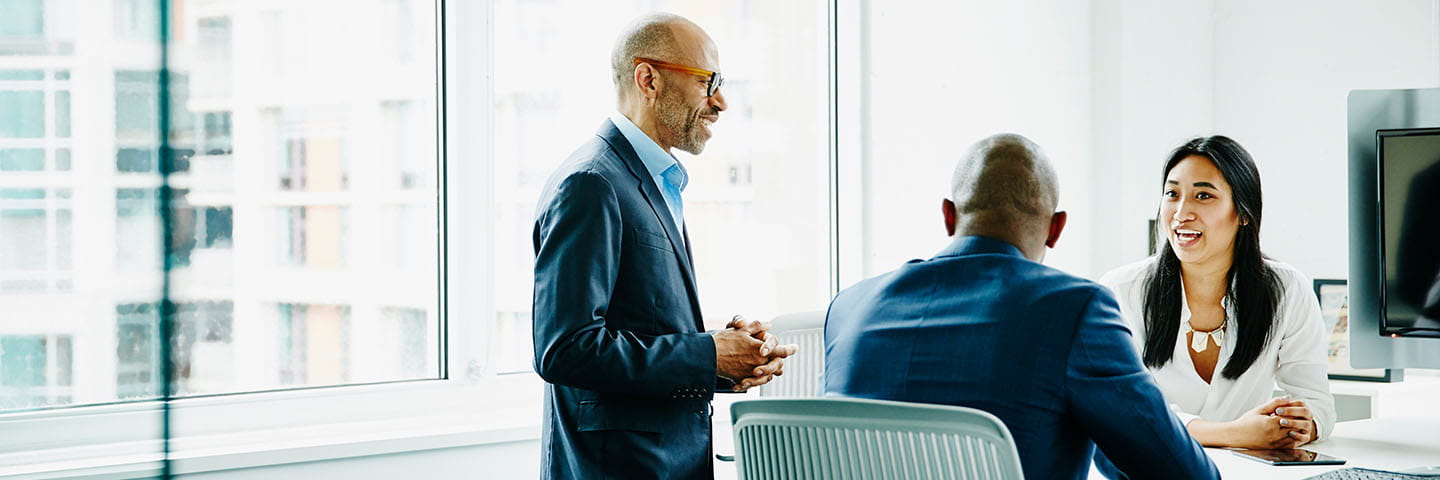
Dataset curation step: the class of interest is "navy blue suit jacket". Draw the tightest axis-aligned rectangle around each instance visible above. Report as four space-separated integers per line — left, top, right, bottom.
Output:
532 119 727 479
822 236 1219 480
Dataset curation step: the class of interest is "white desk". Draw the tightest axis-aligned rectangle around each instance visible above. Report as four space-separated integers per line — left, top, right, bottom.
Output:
1206 417 1440 479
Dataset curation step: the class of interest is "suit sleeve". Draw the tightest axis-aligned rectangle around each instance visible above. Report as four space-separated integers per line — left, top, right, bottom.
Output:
1066 289 1220 480
532 171 718 399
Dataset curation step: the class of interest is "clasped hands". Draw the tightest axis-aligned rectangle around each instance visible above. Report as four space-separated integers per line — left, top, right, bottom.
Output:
1231 396 1317 449
714 315 800 392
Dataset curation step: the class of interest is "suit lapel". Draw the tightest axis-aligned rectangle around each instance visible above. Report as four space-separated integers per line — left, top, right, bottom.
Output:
595 120 702 316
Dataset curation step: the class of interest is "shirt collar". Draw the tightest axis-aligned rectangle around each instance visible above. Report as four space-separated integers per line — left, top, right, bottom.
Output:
610 112 687 190
934 235 1026 260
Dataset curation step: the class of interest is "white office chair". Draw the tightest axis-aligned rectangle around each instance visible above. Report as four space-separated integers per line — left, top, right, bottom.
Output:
754 310 824 398
731 397 1024 480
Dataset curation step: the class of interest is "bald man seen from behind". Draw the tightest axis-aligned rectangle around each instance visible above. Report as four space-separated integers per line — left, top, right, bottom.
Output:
821 134 1221 479
531 12 796 480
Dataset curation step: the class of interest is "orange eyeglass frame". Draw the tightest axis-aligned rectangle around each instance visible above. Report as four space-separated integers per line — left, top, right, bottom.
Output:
633 57 724 97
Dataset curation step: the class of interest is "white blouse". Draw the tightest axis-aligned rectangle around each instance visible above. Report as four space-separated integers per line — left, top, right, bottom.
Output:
1099 258 1336 440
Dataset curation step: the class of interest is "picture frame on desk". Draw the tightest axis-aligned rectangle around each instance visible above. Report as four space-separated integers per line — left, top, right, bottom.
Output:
1315 279 1402 382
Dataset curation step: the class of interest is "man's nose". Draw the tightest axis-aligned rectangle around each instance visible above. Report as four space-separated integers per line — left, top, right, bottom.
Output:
709 89 727 112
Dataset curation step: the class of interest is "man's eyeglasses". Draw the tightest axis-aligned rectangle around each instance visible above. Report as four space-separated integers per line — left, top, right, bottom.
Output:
633 57 724 97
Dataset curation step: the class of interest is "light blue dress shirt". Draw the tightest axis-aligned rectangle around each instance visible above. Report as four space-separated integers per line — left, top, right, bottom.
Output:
609 112 688 228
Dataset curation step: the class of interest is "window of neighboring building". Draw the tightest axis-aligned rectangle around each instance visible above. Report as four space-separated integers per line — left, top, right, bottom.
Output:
0 334 73 409
0 188 73 292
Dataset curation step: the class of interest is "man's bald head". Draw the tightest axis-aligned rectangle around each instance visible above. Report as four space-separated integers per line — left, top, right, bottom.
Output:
946 133 1063 260
611 13 707 98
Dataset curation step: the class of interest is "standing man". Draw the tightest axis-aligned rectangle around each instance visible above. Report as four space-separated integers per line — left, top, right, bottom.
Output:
532 13 797 480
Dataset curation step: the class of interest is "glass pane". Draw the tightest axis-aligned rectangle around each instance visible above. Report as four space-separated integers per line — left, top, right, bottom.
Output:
165 0 441 396
0 335 72 409
0 69 44 80
114 0 159 42
114 71 159 173
492 2 831 373
0 0 442 418
0 91 45 138
0 0 154 415
0 0 44 37
0 148 45 171
0 189 47 271
55 208 71 269
0 0 163 464
115 302 160 399
54 90 69 137
115 188 160 271
54 148 70 170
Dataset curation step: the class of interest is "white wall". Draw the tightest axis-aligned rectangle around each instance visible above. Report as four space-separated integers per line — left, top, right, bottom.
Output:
859 0 1096 280
868 0 1440 282
1208 0 1440 280
1089 0 1216 278
1091 0 1440 280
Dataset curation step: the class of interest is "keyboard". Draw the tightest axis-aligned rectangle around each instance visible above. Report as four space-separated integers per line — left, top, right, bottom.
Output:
1307 467 1440 479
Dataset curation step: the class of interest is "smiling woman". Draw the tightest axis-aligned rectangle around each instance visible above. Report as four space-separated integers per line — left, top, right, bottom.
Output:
1099 135 1336 452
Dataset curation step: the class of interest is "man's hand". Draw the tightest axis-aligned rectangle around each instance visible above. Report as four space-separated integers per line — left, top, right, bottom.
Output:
714 321 768 382
716 315 800 392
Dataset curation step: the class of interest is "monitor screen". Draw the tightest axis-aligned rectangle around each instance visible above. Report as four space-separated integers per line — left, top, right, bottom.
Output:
1377 128 1440 337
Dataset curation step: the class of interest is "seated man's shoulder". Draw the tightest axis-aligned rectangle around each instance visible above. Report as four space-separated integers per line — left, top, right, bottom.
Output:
1026 261 1113 299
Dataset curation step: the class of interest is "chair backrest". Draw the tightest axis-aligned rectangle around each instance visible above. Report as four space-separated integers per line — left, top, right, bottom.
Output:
731 397 1024 480
754 311 825 398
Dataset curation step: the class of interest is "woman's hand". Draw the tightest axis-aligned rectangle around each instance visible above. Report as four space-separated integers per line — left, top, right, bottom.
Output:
1226 396 1308 449
1273 400 1316 446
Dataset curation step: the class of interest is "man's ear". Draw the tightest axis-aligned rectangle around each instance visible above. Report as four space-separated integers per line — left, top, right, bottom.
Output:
1045 210 1067 248
634 64 660 104
942 199 958 237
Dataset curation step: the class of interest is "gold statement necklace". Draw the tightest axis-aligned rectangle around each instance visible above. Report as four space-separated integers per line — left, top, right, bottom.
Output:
1181 319 1226 352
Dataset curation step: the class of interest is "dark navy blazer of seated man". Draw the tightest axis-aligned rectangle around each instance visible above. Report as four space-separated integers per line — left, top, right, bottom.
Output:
821 133 1220 480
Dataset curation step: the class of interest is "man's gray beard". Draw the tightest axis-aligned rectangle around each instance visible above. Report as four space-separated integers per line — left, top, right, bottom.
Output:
658 89 706 155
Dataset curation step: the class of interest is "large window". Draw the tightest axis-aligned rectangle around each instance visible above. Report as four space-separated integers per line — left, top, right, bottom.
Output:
0 0 441 413
2 0 835 476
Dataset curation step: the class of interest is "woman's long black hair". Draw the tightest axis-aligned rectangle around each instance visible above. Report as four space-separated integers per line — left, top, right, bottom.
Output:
1141 135 1282 380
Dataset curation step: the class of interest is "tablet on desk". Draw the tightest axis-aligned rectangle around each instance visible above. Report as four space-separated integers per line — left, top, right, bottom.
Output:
1231 448 1346 466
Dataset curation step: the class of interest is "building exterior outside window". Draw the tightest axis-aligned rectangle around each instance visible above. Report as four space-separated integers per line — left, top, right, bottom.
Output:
0 0 441 412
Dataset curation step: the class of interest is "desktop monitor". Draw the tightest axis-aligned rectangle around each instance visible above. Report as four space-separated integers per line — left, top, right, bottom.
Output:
1376 128 1440 338
1347 88 1440 369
